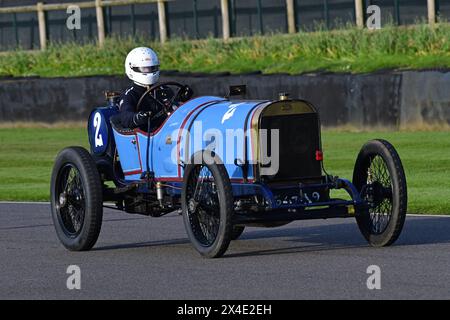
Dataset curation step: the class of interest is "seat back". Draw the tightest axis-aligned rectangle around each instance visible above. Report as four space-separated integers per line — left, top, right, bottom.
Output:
110 118 143 180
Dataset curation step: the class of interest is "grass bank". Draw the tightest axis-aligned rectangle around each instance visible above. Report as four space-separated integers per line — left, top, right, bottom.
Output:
0 127 448 214
1 23 450 77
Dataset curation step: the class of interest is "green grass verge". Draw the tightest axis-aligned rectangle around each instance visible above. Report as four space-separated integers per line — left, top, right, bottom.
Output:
1 23 450 77
0 127 88 202
0 127 448 214
322 131 450 215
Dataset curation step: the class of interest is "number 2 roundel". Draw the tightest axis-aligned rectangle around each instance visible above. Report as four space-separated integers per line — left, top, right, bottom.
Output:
89 111 108 155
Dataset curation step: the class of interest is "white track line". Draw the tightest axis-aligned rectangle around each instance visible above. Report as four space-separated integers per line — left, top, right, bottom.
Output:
0 201 50 205
408 213 450 218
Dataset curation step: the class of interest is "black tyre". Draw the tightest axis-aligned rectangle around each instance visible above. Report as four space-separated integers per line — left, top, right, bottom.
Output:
353 139 407 247
182 151 233 258
231 226 245 240
50 147 103 251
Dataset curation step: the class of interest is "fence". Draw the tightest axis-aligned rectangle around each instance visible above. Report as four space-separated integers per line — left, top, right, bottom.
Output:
0 0 448 51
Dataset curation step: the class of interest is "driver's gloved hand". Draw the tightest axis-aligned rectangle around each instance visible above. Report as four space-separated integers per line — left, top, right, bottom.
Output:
133 111 152 127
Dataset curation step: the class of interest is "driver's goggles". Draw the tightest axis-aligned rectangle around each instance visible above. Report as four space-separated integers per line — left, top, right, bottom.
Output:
132 65 160 74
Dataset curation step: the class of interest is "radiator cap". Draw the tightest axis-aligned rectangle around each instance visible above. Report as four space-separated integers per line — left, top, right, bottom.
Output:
279 92 290 101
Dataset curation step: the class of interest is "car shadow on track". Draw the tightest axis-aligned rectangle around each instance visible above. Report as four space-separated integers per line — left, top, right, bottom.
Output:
225 222 367 258
92 216 450 256
225 216 450 258
396 216 450 246
92 238 190 251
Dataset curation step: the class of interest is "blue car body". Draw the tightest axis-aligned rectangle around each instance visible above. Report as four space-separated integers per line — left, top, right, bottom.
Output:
50 85 406 255
87 93 365 220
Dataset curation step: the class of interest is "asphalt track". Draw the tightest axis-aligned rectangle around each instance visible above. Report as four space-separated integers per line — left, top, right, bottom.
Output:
0 203 449 300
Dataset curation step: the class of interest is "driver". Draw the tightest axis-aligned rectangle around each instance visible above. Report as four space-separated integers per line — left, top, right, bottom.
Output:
115 47 173 131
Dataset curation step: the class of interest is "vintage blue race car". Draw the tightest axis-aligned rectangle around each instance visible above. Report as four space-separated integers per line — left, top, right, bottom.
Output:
50 82 407 258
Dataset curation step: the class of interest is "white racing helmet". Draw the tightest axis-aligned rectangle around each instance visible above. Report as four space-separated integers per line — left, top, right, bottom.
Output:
125 47 160 87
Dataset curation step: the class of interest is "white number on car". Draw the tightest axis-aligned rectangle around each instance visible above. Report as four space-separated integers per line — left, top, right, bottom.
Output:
93 112 104 148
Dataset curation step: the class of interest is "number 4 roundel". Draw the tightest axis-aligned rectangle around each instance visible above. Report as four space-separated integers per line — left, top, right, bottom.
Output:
89 111 109 155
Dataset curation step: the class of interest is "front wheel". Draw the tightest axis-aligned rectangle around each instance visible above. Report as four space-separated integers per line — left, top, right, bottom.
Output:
353 139 407 247
50 147 103 251
181 151 234 258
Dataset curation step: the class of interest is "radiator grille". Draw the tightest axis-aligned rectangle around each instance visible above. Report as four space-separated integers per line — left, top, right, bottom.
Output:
260 113 322 182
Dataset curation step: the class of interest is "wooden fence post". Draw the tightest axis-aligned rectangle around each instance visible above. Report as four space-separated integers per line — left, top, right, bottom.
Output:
286 0 296 34
355 0 364 28
220 0 230 41
95 0 105 47
37 2 47 50
256 0 263 34
157 0 168 43
13 13 19 47
428 0 436 25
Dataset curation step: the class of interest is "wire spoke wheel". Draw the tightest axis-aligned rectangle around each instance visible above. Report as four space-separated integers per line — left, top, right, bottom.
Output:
186 165 221 246
353 140 407 247
56 164 86 237
51 147 103 251
362 155 393 235
182 151 233 258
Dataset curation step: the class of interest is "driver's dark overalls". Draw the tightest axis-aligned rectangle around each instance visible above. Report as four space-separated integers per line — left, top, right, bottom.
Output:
111 85 173 180
115 84 173 132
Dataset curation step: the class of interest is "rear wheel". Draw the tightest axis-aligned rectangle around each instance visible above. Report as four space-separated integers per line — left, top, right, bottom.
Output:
353 139 407 247
182 151 233 258
50 147 103 251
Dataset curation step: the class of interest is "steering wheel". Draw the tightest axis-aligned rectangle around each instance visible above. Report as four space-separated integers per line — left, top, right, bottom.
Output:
137 81 192 114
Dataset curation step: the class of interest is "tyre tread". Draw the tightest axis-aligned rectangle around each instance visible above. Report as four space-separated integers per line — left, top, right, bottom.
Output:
51 146 103 251
374 139 407 246
353 139 407 247
181 151 234 258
